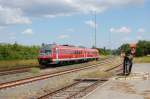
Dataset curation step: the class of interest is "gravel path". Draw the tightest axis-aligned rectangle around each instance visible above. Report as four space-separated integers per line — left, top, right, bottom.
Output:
83 63 150 99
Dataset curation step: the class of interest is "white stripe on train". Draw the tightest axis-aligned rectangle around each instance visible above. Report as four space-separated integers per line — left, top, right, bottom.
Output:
53 57 99 62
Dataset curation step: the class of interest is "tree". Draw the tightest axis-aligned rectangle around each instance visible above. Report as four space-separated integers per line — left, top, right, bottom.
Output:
116 40 150 57
135 40 150 57
118 44 130 54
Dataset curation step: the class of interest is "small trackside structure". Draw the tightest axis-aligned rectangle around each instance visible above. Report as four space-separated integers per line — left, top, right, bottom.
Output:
38 44 100 65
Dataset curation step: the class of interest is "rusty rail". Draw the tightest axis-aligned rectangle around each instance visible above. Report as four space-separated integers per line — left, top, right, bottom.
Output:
0 58 113 90
38 79 108 99
0 68 31 76
37 63 122 99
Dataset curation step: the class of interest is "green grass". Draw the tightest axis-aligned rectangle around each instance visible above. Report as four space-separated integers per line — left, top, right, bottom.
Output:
100 55 109 59
0 59 39 70
30 67 40 74
134 56 150 63
78 71 112 79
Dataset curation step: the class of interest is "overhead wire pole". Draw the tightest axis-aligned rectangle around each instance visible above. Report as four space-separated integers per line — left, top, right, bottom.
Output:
94 11 97 48
109 28 112 55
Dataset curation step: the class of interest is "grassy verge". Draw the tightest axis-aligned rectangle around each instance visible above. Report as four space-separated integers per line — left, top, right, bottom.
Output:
0 59 39 70
134 56 150 63
78 71 112 79
30 67 40 74
100 55 109 59
78 57 122 79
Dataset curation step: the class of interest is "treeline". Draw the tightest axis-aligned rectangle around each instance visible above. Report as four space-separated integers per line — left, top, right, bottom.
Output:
0 43 40 60
112 40 150 57
0 40 149 60
97 47 111 55
98 40 150 57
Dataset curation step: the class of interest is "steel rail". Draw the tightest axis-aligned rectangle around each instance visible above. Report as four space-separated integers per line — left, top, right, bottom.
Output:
0 68 31 76
0 58 115 90
0 57 110 76
37 63 122 99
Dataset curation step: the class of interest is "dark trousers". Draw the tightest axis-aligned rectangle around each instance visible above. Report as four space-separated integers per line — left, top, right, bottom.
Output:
123 56 133 75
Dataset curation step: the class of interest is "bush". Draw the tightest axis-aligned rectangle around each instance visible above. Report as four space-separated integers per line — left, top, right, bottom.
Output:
0 43 40 60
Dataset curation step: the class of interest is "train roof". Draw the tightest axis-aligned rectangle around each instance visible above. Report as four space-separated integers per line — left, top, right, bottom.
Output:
46 44 97 50
41 44 98 51
57 45 98 51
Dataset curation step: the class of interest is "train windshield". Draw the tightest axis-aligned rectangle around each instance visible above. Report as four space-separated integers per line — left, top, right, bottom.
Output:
40 45 52 55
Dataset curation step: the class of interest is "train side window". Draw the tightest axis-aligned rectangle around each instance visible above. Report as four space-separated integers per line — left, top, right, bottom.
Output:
61 49 63 54
75 50 77 54
65 49 68 54
53 49 56 54
62 49 65 54
64 49 66 54
63 49 65 54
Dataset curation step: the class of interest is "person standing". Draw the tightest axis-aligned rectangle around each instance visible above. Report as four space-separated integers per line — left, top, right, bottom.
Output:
123 43 136 75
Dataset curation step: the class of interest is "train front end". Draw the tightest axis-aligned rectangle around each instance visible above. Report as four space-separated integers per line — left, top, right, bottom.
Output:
38 44 53 65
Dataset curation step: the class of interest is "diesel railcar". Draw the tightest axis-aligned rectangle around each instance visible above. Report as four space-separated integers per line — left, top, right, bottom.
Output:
38 44 99 65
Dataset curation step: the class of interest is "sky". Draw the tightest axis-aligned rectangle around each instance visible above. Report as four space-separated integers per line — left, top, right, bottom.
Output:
0 0 149 49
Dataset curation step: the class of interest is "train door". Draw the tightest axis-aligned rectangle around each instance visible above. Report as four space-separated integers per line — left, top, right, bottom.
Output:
84 48 87 60
56 48 59 63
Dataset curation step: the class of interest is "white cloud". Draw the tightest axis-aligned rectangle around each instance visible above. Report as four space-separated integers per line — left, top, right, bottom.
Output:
0 6 31 26
22 28 34 35
0 26 5 30
136 35 143 40
121 37 138 44
110 26 131 33
85 20 97 28
121 37 131 43
0 0 144 26
137 28 145 33
66 28 74 32
58 34 70 39
8 32 15 36
7 32 16 40
121 35 144 44
9 36 16 40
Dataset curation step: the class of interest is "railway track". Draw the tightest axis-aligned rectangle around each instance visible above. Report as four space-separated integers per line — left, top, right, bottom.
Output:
0 57 109 76
0 67 31 76
0 57 119 90
0 66 38 76
37 61 122 99
38 79 108 99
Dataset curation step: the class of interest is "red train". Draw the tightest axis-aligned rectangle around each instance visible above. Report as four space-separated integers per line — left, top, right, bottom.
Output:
38 44 99 65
